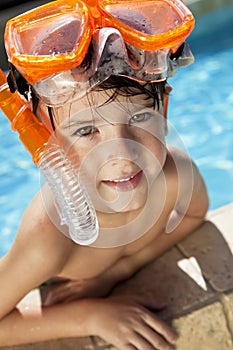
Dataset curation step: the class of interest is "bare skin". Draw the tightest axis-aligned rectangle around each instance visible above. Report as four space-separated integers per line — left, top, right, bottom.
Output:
0 91 209 349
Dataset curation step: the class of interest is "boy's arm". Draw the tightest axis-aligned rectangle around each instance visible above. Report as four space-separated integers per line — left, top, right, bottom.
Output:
0 186 94 346
0 191 77 344
0 292 177 349
0 294 95 346
0 194 176 350
0 245 177 349
0 219 177 350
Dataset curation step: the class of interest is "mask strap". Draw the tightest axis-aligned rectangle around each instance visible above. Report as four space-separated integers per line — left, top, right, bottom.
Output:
170 43 185 61
7 63 30 99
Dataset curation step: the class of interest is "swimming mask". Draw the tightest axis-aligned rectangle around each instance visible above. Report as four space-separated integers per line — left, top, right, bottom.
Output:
5 0 195 106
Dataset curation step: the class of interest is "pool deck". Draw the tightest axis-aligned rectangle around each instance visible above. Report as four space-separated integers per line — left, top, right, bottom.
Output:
1 202 233 350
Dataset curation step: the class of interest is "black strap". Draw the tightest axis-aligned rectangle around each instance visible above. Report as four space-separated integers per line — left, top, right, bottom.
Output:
170 43 185 61
7 63 30 100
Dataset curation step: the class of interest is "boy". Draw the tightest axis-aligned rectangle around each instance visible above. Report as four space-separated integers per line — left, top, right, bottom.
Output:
0 1 209 349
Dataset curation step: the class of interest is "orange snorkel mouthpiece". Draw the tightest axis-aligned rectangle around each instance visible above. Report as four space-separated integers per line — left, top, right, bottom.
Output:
0 69 50 165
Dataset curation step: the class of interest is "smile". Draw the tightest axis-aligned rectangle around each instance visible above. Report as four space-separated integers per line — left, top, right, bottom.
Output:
102 170 143 192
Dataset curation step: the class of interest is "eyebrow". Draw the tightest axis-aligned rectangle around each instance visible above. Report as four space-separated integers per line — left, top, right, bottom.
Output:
60 102 157 130
61 119 95 129
60 106 120 129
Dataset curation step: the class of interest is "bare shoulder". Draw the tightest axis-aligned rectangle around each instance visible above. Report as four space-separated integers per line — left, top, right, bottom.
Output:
166 145 204 186
166 145 193 171
163 146 194 197
166 145 209 217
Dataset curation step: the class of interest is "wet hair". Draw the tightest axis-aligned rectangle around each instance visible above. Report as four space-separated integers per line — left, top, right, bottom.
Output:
7 58 167 130
45 76 166 131
7 31 167 130
95 76 166 110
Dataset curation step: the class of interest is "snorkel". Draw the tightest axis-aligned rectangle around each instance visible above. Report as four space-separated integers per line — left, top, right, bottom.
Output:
0 0 195 246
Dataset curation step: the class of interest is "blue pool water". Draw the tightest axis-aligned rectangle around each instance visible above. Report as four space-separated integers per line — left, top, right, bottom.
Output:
169 5 233 212
0 6 233 257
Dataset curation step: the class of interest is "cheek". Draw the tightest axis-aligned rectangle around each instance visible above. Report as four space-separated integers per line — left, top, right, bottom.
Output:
65 138 102 189
58 132 98 159
130 118 166 145
133 127 166 163
137 136 167 182
66 142 91 171
147 133 166 153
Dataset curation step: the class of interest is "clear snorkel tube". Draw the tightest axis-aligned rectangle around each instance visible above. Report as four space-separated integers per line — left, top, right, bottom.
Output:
0 69 99 245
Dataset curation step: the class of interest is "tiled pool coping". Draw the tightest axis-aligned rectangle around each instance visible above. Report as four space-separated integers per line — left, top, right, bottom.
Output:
1 202 232 350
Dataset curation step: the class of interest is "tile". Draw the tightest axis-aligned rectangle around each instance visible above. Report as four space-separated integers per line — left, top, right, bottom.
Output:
178 220 233 292
0 337 95 350
91 337 116 349
221 293 233 335
173 302 233 350
110 247 215 320
49 337 95 350
208 203 233 254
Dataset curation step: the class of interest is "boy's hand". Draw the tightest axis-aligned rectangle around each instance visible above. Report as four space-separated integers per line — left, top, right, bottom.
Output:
90 295 177 350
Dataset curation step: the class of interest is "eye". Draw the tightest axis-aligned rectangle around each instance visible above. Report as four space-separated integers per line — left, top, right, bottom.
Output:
73 125 98 137
129 112 152 125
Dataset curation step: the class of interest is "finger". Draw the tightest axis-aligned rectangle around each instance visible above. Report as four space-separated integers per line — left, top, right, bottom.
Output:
130 332 159 350
143 313 178 345
137 324 176 350
125 345 137 350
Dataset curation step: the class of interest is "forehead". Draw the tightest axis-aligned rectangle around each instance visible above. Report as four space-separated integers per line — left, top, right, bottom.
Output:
50 89 154 126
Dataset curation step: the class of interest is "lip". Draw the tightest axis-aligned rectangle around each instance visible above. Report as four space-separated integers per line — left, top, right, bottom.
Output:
102 170 143 192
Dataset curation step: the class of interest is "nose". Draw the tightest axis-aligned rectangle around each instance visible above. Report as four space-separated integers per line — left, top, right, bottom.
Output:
104 124 139 163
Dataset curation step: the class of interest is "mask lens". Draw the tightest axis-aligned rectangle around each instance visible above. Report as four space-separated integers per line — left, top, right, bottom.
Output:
31 15 83 56
5 0 92 84
100 0 187 35
104 1 183 34
17 14 83 56
99 0 194 50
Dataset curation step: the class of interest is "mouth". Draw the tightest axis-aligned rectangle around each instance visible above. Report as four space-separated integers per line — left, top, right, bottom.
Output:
102 170 143 192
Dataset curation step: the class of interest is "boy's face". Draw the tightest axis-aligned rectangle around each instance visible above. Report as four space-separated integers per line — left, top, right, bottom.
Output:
38 90 168 214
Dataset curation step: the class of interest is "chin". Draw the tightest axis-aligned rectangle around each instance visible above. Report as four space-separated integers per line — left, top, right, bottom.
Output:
116 195 147 213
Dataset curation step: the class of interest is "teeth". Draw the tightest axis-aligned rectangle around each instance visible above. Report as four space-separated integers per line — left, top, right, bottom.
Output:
109 174 135 183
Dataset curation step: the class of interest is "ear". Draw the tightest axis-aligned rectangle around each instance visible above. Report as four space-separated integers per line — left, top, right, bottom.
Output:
163 84 172 136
